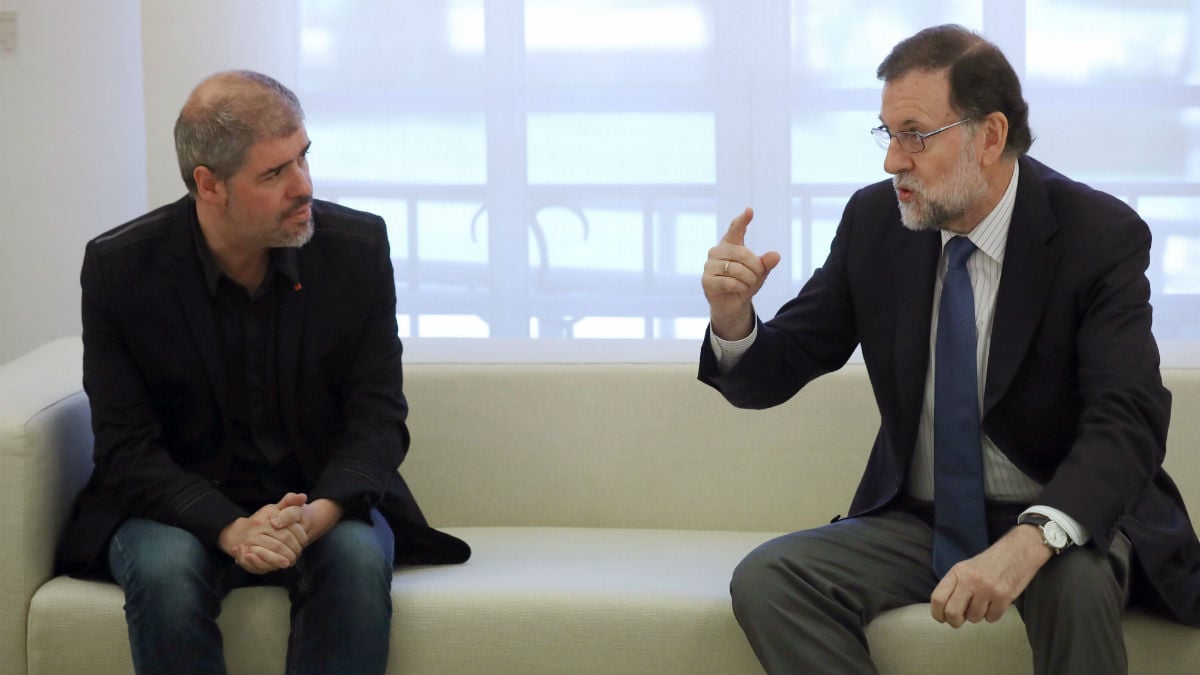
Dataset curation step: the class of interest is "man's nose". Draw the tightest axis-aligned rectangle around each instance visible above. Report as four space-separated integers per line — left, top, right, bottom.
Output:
882 138 913 175
287 164 312 198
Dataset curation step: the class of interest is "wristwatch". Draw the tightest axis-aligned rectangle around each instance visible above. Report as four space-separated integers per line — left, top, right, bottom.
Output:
1018 513 1073 555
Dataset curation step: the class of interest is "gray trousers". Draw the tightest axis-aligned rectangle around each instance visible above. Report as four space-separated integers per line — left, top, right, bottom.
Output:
730 503 1132 675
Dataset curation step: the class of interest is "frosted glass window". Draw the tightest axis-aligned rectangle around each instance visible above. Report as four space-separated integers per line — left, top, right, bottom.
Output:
307 116 486 185
1026 0 1192 85
792 111 887 185
528 114 716 184
526 1 709 52
790 0 982 88
298 0 1200 363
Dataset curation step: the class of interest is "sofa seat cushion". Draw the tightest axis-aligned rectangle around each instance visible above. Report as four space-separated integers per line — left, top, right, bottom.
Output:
29 527 768 675
27 526 1200 675
866 603 1200 675
392 527 770 674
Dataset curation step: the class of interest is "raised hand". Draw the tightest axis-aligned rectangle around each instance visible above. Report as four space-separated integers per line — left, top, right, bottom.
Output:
702 207 781 340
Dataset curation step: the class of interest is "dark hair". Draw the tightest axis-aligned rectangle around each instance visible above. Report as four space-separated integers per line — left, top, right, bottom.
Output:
174 70 305 194
876 24 1033 156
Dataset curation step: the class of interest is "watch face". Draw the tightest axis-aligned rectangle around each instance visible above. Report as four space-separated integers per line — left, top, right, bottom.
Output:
1043 521 1070 549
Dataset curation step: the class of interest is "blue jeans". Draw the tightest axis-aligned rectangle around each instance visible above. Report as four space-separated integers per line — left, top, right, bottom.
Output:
108 511 395 675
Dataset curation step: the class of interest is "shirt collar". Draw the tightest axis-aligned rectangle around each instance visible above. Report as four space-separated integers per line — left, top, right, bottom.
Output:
940 160 1019 266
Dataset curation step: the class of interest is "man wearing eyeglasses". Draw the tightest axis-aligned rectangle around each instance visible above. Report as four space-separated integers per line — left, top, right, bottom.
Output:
700 24 1199 675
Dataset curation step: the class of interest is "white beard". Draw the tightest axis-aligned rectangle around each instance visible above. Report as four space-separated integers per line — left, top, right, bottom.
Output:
894 142 988 232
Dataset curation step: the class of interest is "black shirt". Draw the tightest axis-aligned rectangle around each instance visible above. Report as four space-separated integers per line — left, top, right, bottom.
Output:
192 222 307 510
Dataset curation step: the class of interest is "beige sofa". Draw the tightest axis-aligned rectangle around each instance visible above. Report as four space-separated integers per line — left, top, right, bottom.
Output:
2 336 1197 674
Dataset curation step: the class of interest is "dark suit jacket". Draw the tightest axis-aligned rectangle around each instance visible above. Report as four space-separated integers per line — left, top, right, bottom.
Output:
57 196 470 576
700 156 1200 626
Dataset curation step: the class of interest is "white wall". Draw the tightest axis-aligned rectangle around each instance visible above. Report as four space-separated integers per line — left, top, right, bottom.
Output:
0 2 299 364
0 1 147 363
141 2 298 207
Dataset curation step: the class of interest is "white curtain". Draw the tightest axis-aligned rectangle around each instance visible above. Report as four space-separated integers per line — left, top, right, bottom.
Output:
296 0 1200 364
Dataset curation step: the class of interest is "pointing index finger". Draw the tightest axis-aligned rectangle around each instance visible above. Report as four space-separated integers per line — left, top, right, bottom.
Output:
721 207 754 246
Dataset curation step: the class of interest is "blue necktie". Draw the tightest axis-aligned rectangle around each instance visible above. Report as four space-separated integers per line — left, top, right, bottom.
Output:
932 236 989 577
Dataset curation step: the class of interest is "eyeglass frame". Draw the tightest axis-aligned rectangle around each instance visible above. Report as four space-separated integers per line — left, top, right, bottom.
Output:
871 118 974 153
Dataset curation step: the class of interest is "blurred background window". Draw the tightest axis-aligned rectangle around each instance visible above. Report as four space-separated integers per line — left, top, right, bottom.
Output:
298 0 1200 362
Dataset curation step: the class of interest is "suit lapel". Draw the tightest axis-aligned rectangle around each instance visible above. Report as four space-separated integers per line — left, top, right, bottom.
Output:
277 249 306 438
891 227 941 436
168 206 229 422
983 158 1061 415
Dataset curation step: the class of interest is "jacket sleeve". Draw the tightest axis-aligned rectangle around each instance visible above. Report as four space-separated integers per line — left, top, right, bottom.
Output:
81 240 247 547
305 218 410 515
1033 206 1171 552
698 191 864 409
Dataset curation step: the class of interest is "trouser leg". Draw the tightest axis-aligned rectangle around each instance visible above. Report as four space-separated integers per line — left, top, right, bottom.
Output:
285 509 395 675
108 518 235 675
729 509 939 675
1016 532 1132 675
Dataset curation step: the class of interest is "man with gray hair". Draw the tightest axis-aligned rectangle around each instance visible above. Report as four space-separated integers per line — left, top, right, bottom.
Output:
57 70 469 675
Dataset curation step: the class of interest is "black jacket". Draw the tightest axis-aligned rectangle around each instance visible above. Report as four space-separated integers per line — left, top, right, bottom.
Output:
58 196 469 575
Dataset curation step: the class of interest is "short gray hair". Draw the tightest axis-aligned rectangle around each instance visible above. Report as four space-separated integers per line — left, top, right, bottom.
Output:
174 70 305 194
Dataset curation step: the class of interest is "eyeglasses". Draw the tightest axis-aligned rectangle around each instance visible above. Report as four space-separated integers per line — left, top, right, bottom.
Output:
871 118 973 153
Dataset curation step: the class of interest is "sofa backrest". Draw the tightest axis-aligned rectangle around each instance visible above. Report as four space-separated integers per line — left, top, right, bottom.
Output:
1163 368 1200 518
403 363 880 532
402 363 1200 534
0 337 92 674
5 338 1197 541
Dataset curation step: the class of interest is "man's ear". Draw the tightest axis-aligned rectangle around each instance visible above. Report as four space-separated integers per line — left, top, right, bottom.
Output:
979 111 1009 166
193 166 226 205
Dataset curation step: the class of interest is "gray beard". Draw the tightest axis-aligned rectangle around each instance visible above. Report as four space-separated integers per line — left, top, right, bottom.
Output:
898 197 973 232
273 219 315 248
895 167 987 232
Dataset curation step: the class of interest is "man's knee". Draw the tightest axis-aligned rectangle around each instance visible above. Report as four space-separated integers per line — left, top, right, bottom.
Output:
290 518 394 626
1024 544 1126 615
1019 545 1130 675
108 519 221 629
731 535 810 615
303 516 393 584
109 519 212 590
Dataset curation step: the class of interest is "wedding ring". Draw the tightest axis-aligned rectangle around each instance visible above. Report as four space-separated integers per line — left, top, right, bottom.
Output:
723 260 730 275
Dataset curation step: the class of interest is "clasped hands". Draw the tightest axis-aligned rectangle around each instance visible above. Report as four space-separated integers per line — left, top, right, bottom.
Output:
218 492 343 574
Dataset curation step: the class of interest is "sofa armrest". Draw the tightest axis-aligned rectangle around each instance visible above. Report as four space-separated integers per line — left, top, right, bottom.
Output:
0 337 91 675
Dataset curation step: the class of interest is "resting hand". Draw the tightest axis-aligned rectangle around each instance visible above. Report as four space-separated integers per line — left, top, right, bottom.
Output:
930 525 1052 627
273 497 344 547
221 492 309 574
702 207 781 341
